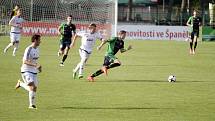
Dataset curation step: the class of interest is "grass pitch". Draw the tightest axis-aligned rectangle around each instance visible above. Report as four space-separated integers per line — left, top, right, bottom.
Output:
0 36 215 121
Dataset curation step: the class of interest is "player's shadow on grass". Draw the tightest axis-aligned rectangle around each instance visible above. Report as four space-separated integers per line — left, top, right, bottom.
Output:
61 107 173 110
100 79 165 83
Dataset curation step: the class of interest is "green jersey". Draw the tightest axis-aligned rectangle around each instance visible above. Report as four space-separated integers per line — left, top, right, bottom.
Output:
59 23 76 40
106 37 124 56
187 16 201 32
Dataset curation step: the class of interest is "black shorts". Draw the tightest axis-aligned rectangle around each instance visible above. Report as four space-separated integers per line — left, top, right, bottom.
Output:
60 39 71 50
103 55 117 66
191 31 199 39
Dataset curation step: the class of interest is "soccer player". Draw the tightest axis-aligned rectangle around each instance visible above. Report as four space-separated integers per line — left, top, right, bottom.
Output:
3 9 24 56
87 30 132 82
15 34 42 109
58 15 76 66
186 10 201 55
71 23 105 79
10 5 20 19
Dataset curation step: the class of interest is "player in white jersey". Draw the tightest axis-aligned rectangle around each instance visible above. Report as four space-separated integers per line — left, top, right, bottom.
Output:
15 34 42 109
4 9 24 56
70 23 105 79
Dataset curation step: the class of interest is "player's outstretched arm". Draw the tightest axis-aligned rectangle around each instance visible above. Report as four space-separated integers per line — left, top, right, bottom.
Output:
97 39 107 51
70 34 79 48
120 45 132 53
186 17 192 27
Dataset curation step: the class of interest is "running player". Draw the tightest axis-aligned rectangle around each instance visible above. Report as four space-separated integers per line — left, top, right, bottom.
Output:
15 34 42 109
71 23 105 79
58 15 76 66
4 9 24 56
186 10 201 55
87 30 132 82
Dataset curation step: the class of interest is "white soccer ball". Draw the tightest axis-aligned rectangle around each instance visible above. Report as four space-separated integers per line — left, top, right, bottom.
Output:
168 75 176 82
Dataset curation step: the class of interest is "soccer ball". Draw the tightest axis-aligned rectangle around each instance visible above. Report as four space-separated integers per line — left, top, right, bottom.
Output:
168 75 176 82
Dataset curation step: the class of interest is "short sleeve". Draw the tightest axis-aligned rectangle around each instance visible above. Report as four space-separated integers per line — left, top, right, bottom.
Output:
77 31 85 37
107 37 116 42
23 47 32 61
72 24 76 33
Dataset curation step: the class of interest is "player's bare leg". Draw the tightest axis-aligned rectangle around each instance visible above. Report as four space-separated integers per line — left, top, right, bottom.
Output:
60 47 69 66
15 79 21 90
193 36 198 54
4 42 14 54
88 60 121 81
58 49 63 56
12 41 19 56
189 39 194 55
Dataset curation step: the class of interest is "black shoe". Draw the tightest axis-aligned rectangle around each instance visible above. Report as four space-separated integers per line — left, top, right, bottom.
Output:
29 105 37 109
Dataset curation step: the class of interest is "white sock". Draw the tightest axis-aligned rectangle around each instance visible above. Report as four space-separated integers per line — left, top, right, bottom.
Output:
79 63 85 75
20 82 30 91
78 58 86 75
29 91 36 106
74 63 80 73
12 43 19 56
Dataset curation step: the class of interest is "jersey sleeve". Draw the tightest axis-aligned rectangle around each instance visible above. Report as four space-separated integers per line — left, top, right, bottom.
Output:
187 16 192 24
76 31 85 37
59 23 65 29
72 24 76 33
9 16 16 25
107 37 116 42
23 47 32 61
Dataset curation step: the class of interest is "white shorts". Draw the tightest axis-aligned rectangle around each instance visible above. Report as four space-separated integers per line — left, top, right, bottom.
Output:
21 72 38 87
79 48 91 60
10 32 21 43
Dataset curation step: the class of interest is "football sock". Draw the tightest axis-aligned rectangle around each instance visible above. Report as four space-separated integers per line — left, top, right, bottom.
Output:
107 63 121 69
194 42 197 50
20 82 30 91
79 61 85 75
13 46 18 56
29 91 36 106
91 69 103 77
62 55 68 63
189 42 193 50
74 63 80 73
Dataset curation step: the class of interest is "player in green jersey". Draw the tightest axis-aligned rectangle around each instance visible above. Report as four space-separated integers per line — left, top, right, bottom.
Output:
87 30 132 82
58 15 76 66
186 10 201 55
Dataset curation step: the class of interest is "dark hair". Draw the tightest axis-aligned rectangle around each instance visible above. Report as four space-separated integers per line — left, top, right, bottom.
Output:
119 30 126 34
31 34 41 42
193 9 199 13
68 15 72 18
89 23 96 27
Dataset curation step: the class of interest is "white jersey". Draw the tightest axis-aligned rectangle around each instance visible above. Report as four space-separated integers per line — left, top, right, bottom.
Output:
9 16 24 33
21 45 39 74
77 31 103 53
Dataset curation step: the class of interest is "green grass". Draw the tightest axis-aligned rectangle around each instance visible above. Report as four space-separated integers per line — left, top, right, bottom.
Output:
0 36 215 121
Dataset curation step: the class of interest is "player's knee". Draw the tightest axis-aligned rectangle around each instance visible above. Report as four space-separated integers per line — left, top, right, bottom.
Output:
28 82 36 91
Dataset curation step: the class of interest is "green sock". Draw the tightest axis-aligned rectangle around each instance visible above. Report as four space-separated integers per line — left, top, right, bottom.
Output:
91 69 103 77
